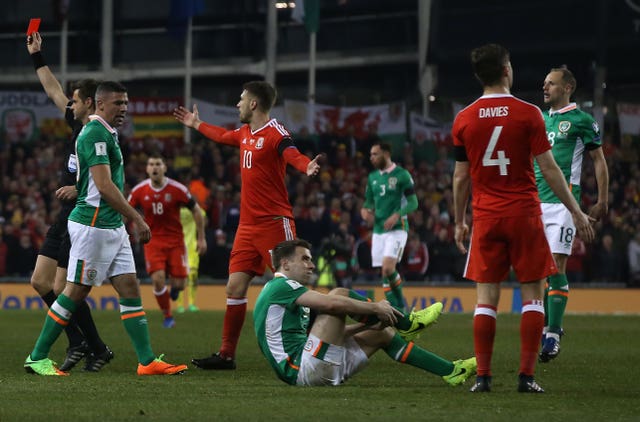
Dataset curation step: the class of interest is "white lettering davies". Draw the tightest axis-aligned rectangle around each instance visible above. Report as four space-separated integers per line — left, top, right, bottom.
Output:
479 106 509 118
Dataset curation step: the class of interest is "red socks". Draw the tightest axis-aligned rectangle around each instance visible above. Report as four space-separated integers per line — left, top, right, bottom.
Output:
520 300 545 376
219 297 248 359
153 286 171 318
473 304 497 376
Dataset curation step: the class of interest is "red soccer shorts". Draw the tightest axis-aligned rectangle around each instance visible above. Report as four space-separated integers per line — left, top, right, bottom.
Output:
229 217 296 276
144 242 188 278
464 215 557 283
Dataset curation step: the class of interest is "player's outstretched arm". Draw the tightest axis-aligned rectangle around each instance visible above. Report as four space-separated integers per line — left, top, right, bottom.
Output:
306 154 321 176
27 32 68 113
173 104 202 130
175 104 238 146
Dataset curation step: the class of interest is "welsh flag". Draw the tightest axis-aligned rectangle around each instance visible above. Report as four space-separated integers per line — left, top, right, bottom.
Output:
284 100 407 156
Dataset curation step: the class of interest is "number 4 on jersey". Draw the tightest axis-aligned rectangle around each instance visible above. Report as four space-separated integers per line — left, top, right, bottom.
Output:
482 126 510 175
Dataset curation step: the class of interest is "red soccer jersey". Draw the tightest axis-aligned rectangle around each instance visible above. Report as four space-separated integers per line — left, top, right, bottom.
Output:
452 94 551 220
128 178 193 246
201 118 298 225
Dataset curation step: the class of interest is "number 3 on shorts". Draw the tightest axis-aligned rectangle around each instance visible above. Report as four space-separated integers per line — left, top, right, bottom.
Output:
482 126 510 176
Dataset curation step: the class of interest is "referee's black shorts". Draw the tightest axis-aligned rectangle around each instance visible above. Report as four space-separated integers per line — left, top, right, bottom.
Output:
38 220 71 269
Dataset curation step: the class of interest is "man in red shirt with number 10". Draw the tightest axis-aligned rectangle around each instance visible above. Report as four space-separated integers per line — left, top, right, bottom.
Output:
174 81 321 370
451 44 595 393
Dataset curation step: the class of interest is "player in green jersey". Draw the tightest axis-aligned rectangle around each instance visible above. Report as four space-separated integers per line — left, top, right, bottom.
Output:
253 239 476 386
24 81 187 376
535 67 609 362
360 143 418 313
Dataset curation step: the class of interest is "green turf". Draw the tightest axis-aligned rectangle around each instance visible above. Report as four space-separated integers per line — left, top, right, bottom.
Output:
0 310 637 421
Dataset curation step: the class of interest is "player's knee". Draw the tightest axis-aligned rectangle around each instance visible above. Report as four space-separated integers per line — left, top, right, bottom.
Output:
225 283 248 297
30 273 50 293
381 267 395 278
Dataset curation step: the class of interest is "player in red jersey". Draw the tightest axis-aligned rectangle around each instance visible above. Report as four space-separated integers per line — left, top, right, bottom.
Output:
174 81 321 369
451 44 595 393
128 155 207 328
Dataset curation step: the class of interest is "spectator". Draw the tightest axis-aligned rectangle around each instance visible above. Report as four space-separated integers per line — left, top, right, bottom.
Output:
426 227 457 282
401 232 429 281
13 229 38 276
207 229 231 280
566 237 587 284
628 231 640 287
0 224 8 276
592 234 624 283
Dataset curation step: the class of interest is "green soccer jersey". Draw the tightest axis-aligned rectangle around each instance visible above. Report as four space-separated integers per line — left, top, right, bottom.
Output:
69 116 125 228
363 164 415 234
535 103 601 204
253 275 310 385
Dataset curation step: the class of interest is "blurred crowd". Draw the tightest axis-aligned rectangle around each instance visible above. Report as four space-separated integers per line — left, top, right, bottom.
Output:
1 126 639 287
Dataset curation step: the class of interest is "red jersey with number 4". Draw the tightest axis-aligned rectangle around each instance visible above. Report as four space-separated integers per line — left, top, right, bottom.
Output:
452 93 551 220
221 119 294 225
128 178 192 246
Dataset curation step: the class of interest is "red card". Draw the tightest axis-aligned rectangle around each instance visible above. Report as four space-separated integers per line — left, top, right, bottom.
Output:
26 18 41 36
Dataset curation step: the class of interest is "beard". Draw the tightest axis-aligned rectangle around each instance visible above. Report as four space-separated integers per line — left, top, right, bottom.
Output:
239 110 251 124
374 159 386 170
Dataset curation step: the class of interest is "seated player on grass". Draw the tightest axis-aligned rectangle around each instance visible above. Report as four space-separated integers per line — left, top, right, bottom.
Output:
253 239 477 386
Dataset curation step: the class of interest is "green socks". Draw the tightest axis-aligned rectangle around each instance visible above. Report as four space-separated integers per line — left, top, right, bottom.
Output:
119 298 155 365
32 294 77 361
383 271 405 311
383 333 454 376
547 273 569 333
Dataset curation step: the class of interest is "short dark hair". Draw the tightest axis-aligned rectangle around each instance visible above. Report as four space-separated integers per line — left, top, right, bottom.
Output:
96 81 127 98
243 81 277 113
147 153 165 163
271 239 312 270
71 79 100 106
373 142 392 154
471 43 510 87
550 66 577 96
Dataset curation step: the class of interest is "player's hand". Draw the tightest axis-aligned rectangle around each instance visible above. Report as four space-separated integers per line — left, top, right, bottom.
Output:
572 210 596 243
360 208 374 226
588 201 608 221
374 300 402 327
197 238 207 255
383 213 399 231
27 32 42 54
137 220 152 244
454 222 469 254
306 154 322 176
173 104 201 129
55 185 77 201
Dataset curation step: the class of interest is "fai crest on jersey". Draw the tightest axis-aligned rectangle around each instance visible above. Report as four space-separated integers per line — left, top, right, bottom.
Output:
388 177 398 190
164 193 172 202
592 121 600 134
86 269 97 281
304 338 315 352
558 121 571 133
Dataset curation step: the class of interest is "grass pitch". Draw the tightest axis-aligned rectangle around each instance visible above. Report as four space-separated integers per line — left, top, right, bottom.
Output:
0 310 637 422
